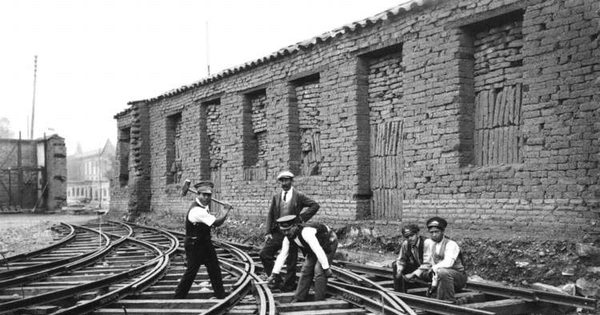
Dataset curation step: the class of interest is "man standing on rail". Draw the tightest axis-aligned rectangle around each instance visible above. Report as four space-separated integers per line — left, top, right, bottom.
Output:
404 216 468 304
174 181 232 299
393 223 427 292
268 215 338 302
259 170 320 291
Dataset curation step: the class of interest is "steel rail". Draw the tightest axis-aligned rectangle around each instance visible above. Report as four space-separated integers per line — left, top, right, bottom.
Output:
332 265 416 314
0 226 113 288
335 260 392 278
0 227 101 280
466 281 598 310
0 223 75 265
327 281 411 315
87 225 267 315
335 259 598 313
165 231 274 315
391 291 496 315
220 240 276 315
52 227 176 315
0 230 164 314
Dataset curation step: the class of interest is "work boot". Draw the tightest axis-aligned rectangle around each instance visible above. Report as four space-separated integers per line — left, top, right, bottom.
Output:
454 297 469 305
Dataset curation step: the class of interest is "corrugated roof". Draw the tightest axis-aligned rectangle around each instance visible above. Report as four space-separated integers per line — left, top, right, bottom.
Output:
124 0 429 108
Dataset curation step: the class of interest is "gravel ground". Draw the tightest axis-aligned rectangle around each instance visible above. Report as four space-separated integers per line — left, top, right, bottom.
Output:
0 213 96 257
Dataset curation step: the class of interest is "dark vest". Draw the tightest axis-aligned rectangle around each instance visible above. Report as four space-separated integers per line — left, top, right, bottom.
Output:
296 223 334 254
406 236 426 266
279 192 293 217
185 201 212 240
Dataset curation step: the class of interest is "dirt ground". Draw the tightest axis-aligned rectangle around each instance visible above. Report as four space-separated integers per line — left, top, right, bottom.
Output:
0 213 96 257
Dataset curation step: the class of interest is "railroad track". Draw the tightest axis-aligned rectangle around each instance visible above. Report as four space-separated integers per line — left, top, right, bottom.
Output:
1 219 597 315
333 260 599 315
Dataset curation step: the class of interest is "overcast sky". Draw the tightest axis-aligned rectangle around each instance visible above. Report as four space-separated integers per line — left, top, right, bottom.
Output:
0 0 406 154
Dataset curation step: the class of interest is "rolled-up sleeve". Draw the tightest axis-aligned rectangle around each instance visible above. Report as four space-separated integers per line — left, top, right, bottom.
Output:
272 237 290 274
302 227 330 270
188 206 216 226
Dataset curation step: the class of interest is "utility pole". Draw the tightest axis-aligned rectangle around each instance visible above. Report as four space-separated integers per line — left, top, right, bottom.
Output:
206 21 211 76
30 55 38 140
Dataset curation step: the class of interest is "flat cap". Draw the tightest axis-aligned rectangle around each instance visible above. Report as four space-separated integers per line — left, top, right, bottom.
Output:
194 181 214 194
401 224 420 237
277 215 299 230
426 216 447 230
277 171 294 180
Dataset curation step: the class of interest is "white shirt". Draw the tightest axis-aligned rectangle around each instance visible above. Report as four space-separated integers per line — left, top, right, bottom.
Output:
281 187 294 203
187 198 216 226
418 238 460 274
272 226 330 274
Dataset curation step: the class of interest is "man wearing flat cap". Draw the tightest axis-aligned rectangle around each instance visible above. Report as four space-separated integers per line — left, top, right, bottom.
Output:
405 216 467 304
259 170 320 291
174 181 232 299
268 215 338 302
392 223 427 292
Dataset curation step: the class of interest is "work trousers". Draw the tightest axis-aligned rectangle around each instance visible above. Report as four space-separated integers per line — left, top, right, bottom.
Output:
295 233 338 302
259 230 298 291
392 262 423 292
435 268 467 302
174 238 226 299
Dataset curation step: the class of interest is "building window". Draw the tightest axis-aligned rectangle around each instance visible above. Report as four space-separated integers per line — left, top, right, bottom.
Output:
200 98 222 179
118 127 130 187
290 73 322 176
242 89 268 181
459 11 524 166
166 113 182 184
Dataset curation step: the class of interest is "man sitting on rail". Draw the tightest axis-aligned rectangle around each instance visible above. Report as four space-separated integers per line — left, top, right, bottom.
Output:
393 223 427 292
268 215 338 302
404 216 468 304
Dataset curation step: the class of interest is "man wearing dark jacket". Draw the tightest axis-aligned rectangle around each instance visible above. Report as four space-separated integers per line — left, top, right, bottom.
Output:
393 224 427 292
259 171 320 291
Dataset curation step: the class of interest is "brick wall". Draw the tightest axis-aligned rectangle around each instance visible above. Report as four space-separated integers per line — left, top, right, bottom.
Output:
112 0 600 236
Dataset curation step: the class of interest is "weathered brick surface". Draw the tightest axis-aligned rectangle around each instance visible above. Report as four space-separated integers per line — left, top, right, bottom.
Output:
111 0 600 236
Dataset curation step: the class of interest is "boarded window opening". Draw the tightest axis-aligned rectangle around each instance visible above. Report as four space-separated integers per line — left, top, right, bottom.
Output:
460 11 524 166
290 73 322 177
166 113 182 184
243 89 268 181
118 127 130 187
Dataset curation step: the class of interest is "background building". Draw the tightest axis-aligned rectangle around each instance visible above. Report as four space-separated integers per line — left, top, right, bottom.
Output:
67 140 114 208
0 134 67 212
111 0 599 237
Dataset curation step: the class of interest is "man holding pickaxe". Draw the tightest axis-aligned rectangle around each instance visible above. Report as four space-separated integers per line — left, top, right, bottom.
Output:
174 180 233 299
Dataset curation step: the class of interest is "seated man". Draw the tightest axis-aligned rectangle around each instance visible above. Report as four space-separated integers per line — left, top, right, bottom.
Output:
404 217 467 304
392 224 427 292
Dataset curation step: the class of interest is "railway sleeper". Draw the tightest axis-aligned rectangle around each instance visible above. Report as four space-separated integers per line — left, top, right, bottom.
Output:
20 304 60 315
273 291 367 315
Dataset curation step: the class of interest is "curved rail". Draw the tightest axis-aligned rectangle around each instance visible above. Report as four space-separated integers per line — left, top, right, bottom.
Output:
52 225 178 315
11 219 585 315
334 259 598 314
0 222 161 314
0 223 75 265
